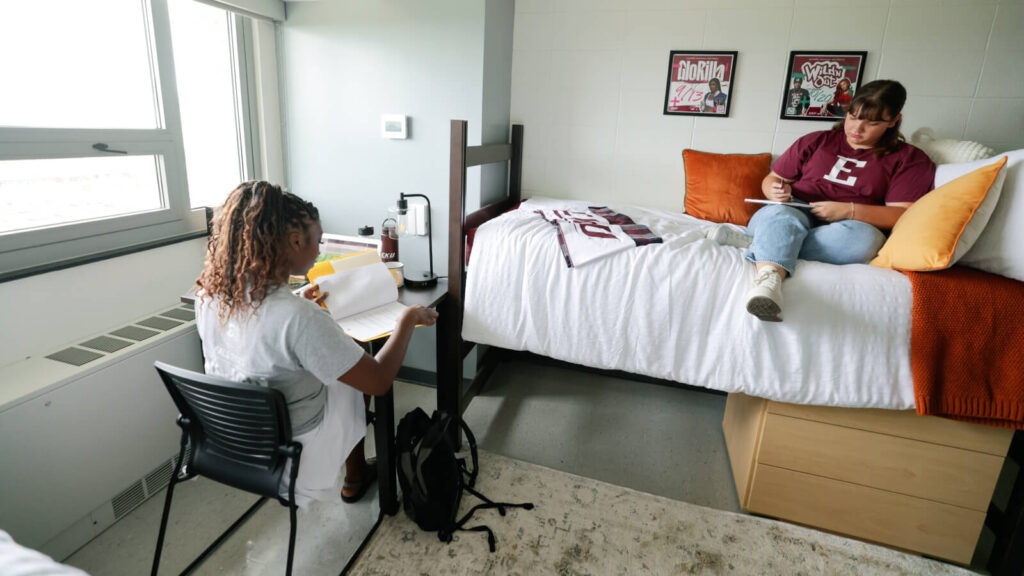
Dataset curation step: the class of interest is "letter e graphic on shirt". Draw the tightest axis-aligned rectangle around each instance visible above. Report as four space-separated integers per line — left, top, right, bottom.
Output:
823 155 867 186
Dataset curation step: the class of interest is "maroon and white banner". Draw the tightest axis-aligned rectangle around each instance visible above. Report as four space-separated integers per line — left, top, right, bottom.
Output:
535 207 662 268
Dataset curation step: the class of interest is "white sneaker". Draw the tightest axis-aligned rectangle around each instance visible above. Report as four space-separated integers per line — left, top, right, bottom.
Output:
706 224 752 249
746 266 783 321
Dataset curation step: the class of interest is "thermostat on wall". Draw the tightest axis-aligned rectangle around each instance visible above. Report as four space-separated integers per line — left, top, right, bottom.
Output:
381 114 408 139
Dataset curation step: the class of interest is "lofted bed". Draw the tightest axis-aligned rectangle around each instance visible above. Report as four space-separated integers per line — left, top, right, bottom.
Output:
438 119 1023 570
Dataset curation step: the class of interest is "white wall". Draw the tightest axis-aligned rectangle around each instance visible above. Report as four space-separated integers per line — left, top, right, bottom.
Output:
0 240 206 367
278 0 515 371
511 0 1024 212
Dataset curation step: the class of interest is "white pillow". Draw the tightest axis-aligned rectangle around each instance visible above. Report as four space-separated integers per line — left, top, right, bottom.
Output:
911 127 995 164
957 149 1024 281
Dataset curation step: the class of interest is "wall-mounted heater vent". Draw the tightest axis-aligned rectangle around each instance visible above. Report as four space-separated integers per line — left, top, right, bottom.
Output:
144 457 176 498
0 301 203 561
41 306 194 367
111 480 146 520
106 440 191 524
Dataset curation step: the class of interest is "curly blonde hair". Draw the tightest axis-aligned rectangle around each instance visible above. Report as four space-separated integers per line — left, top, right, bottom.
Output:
196 180 319 321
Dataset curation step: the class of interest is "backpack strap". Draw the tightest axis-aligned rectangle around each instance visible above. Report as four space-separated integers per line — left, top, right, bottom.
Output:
458 484 534 522
446 483 534 553
452 416 480 487
432 412 535 554
439 524 497 552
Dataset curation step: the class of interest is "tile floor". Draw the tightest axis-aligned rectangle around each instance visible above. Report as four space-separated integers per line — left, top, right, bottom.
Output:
61 358 993 574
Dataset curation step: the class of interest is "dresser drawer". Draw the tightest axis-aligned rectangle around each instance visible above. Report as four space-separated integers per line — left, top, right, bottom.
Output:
758 413 1005 510
767 401 1011 455
747 464 984 564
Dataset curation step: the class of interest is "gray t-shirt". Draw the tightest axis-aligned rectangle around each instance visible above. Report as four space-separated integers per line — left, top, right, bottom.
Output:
196 286 364 435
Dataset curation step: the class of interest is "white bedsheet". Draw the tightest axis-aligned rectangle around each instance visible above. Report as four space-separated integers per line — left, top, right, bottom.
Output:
463 197 916 410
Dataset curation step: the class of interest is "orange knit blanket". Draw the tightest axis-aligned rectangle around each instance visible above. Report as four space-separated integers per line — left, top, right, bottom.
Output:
909 267 1024 429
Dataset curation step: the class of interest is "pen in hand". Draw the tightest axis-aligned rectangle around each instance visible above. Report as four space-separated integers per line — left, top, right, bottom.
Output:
768 176 788 202
301 283 329 307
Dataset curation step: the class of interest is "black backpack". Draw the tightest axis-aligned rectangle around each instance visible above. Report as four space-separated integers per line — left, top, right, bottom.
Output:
396 408 533 551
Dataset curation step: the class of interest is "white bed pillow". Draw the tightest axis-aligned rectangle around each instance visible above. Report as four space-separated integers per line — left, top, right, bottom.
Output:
911 127 995 164
958 149 1024 281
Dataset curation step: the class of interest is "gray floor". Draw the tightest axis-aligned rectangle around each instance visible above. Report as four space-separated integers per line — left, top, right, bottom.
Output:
60 358 994 574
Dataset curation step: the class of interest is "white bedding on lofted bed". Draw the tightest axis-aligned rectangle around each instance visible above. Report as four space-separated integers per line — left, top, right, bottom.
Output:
462 197 916 410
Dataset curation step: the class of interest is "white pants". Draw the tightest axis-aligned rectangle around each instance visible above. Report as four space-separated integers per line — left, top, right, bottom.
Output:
280 382 366 508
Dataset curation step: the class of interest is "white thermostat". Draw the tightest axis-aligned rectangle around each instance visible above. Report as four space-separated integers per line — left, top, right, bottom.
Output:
381 114 408 139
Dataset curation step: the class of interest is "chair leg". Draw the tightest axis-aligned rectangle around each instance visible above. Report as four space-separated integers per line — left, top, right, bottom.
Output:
286 503 297 576
151 470 181 576
285 449 301 576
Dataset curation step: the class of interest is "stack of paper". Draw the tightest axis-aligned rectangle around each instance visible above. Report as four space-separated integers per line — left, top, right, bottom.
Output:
307 250 408 342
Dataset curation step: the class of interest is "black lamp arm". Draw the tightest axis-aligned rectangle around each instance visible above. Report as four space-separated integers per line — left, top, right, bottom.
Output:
398 193 433 278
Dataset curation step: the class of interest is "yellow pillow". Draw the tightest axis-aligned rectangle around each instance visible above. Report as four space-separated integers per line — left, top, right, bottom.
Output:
871 156 1008 271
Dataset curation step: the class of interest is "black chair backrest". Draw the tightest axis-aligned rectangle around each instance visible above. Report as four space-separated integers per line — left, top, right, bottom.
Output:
154 361 295 500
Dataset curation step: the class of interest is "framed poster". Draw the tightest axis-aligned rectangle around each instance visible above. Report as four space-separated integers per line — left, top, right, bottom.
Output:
780 51 867 121
664 51 738 117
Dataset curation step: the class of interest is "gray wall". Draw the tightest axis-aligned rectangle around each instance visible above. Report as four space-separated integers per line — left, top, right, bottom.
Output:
480 0 515 209
278 0 515 371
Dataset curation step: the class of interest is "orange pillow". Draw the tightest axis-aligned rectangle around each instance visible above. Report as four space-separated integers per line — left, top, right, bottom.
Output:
683 149 772 225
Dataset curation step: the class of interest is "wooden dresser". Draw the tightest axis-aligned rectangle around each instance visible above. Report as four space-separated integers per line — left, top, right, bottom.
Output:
723 393 1014 564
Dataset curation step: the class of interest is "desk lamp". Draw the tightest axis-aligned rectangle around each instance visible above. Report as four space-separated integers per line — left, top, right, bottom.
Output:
394 192 437 288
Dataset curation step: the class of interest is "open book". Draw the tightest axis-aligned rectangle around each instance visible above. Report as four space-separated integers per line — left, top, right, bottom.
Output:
306 250 408 342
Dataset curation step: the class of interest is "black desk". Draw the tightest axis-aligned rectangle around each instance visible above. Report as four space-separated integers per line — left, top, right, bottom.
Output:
181 279 448 516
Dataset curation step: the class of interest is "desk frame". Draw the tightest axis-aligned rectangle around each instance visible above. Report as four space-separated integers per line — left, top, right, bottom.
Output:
368 280 447 515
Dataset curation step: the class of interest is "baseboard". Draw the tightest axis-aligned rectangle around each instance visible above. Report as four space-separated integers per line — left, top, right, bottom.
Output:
396 366 436 387
396 366 473 390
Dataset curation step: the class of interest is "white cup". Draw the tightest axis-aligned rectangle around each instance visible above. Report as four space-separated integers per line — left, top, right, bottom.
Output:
385 261 404 287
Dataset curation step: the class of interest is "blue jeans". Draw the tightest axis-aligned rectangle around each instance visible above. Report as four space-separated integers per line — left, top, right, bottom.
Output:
745 204 886 275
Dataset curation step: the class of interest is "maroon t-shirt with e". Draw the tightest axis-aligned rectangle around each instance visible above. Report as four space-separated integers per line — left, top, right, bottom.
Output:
771 130 936 205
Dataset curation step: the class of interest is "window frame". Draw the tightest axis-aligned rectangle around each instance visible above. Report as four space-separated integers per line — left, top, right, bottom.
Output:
0 0 268 282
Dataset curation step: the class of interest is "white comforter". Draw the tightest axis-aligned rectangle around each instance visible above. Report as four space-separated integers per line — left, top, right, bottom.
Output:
463 197 916 410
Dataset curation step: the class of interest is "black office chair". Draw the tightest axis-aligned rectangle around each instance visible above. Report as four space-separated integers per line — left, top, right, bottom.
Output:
151 361 303 576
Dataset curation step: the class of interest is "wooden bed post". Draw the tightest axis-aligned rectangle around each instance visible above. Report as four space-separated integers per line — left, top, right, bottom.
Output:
509 124 523 205
438 120 469 426
438 120 523 438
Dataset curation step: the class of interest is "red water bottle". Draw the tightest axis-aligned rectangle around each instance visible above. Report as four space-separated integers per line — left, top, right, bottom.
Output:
381 218 399 262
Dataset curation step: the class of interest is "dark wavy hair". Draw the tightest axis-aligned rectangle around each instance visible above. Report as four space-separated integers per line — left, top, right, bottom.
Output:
832 79 907 158
196 180 319 321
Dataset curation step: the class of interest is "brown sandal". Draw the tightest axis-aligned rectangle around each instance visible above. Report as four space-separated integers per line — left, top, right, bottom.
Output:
341 459 378 503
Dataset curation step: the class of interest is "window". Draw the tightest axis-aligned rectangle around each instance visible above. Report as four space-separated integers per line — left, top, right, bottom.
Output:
168 0 249 209
0 0 267 281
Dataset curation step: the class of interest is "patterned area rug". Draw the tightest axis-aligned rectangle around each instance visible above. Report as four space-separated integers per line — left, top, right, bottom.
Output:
348 451 973 575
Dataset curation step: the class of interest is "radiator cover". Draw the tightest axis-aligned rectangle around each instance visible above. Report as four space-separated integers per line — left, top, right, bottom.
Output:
0 303 202 559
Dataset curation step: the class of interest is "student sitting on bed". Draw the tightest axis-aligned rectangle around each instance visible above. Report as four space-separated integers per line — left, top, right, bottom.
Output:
195 181 437 507
707 79 935 322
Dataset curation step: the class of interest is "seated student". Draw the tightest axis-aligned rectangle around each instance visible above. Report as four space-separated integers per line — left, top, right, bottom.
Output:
706 79 936 321
195 181 438 506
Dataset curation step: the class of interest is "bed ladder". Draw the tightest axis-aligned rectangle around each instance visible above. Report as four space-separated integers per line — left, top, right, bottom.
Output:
438 120 523 435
